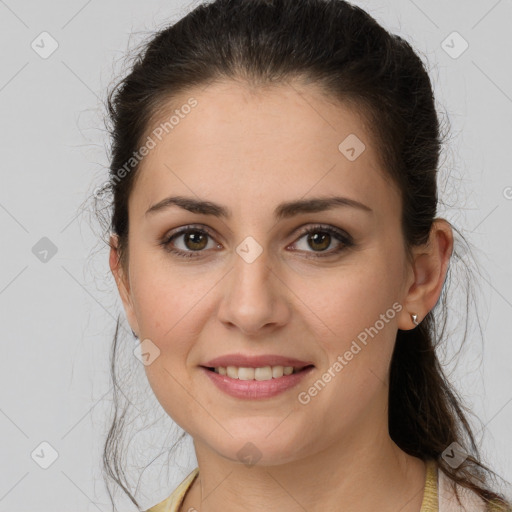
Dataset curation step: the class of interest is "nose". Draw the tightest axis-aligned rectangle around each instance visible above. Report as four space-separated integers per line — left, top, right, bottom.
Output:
217 248 291 336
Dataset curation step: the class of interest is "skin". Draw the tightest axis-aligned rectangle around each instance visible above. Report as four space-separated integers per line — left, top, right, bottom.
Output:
109 80 453 512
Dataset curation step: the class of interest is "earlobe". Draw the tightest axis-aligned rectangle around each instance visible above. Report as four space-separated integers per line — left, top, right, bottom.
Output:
109 234 140 336
398 219 454 331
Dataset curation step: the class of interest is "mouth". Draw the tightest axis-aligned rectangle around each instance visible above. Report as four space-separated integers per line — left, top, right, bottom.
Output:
201 364 315 380
200 363 315 399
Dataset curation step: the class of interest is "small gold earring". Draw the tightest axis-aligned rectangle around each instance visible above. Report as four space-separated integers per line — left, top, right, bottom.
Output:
411 313 419 326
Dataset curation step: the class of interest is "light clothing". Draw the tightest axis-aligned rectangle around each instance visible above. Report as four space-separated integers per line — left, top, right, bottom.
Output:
145 460 508 512
147 467 198 512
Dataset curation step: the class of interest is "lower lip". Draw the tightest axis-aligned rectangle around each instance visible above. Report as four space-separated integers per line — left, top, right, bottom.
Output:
200 366 315 399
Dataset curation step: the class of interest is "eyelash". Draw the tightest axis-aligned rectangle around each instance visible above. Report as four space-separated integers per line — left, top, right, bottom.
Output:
160 224 354 260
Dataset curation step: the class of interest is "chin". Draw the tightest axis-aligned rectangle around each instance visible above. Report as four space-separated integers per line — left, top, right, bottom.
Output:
207 427 306 467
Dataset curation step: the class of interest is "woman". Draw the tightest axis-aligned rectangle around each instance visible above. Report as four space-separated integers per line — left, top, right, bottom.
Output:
99 0 511 510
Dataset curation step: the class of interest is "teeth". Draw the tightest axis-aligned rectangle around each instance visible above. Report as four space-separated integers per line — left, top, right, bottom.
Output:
214 365 301 381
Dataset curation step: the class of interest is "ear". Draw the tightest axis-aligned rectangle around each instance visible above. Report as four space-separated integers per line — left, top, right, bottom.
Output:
109 233 140 337
397 219 454 330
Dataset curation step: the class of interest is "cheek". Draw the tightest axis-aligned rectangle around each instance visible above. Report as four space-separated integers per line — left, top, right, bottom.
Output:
301 254 403 343
298 271 400 432
300 247 404 390
127 254 202 394
131 257 205 426
129 248 212 338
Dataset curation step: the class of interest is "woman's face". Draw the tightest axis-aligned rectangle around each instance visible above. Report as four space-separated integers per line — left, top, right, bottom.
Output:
111 80 417 465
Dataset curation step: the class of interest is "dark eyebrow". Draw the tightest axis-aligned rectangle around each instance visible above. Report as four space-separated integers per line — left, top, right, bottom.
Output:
145 195 373 220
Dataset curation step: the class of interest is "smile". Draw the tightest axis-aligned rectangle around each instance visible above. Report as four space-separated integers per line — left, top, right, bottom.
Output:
200 365 315 399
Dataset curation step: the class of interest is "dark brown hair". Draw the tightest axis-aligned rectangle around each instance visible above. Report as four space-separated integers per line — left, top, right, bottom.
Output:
95 0 511 510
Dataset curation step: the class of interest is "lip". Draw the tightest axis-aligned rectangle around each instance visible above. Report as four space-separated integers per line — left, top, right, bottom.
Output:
201 365 315 399
201 353 314 369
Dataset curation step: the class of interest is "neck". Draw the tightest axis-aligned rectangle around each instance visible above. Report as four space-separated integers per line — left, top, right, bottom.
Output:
181 421 427 512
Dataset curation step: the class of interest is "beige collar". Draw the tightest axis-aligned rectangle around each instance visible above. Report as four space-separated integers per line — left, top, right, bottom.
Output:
438 466 487 512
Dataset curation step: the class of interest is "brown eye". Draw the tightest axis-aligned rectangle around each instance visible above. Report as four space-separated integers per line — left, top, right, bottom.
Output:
290 225 354 258
161 226 219 259
182 230 208 251
306 232 331 251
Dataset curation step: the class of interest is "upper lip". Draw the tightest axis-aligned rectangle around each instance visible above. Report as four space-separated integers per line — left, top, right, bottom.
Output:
201 354 314 369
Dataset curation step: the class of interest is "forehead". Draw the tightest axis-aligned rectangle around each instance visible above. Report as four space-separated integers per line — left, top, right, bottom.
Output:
131 80 400 219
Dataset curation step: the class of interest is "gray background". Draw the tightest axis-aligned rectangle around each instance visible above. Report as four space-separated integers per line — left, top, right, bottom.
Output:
0 0 511 510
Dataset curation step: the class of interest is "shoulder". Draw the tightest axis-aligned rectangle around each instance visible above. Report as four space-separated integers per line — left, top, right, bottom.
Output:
145 467 199 512
438 467 511 512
